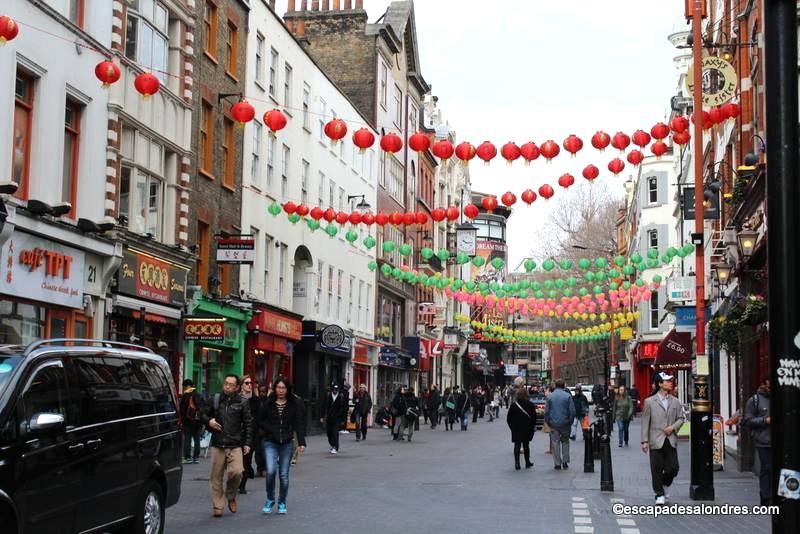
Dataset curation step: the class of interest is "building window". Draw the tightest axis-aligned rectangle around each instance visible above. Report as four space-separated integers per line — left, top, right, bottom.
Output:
267 136 276 189
318 98 327 141
338 187 345 211
249 227 259 293
127 0 169 81
328 180 335 208
279 243 287 301
118 128 167 239
255 33 265 86
328 265 334 317
648 176 658 204
281 144 290 198
337 269 344 319
393 85 402 127
226 22 238 76
269 48 278 97
202 1 217 59
12 69 34 199
386 153 403 203
358 281 365 328
66 0 84 27
561 343 567 353
648 229 658 249
200 101 213 175
301 160 309 203
222 118 234 187
650 291 660 330
251 121 262 187
302 84 310 130
62 99 81 217
379 61 388 108
284 63 292 108
197 220 210 291
348 276 355 325
263 234 272 296
377 294 402 345
318 172 325 207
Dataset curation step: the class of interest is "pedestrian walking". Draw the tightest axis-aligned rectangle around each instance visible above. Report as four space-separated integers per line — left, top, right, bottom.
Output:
402 389 420 442
421 387 430 425
743 378 772 506
470 386 481 423
542 384 554 454
479 386 488 419
257 377 306 516
457 386 471 431
352 383 373 441
391 385 407 440
569 385 588 440
640 372 685 505
321 383 346 454
613 385 634 447
200 374 254 518
255 384 269 476
290 391 306 466
427 384 441 429
545 379 575 470
180 378 203 464
340 382 352 434
507 384 537 470
239 375 261 494
443 387 457 431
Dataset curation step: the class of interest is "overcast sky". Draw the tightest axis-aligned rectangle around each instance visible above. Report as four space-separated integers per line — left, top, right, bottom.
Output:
279 0 687 269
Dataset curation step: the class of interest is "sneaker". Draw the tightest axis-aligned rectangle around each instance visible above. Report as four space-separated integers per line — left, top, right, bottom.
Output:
277 503 287 515
554 465 562 470
339 430 349 434
331 449 338 455
619 443 623 447
183 458 192 464
563 463 568 469
192 458 200 464
329 447 335 453
262 500 275 514
655 495 666 505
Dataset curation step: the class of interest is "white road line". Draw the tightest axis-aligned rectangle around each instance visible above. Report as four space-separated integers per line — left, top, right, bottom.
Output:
610 497 625 503
573 509 591 516
574 516 592 524
574 527 594 534
620 529 640 534
572 502 589 508
572 497 586 501
617 518 636 526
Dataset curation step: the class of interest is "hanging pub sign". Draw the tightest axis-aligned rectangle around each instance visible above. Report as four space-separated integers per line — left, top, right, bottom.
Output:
320 324 346 349
685 56 738 106
216 235 255 264
682 187 720 220
183 317 226 341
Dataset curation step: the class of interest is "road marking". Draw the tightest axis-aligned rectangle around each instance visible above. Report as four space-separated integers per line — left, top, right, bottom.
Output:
572 497 586 501
610 497 625 503
574 516 592 524
573 509 590 516
574 527 594 534
609 498 640 534
617 518 636 526
572 502 589 509
620 529 640 534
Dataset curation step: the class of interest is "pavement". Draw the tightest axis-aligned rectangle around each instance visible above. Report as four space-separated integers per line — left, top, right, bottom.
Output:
166 413 772 534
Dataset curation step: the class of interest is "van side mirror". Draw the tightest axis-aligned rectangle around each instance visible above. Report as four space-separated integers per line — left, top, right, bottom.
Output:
28 413 66 434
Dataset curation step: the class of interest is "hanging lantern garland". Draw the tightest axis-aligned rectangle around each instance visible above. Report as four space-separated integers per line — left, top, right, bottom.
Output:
95 60 121 87
0 15 19 44
134 72 160 98
231 100 256 124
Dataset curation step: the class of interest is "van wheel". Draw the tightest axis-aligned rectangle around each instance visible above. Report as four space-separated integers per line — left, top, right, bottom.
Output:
122 481 164 534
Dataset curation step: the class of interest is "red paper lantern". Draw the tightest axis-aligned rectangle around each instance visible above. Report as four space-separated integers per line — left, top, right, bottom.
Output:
608 158 625 175
672 130 690 146
627 149 644 166
324 118 348 143
402 212 416 226
283 201 298 215
671 115 690 133
431 208 446 222
134 72 160 98
297 204 310 217
481 196 498 212
501 192 517 207
521 189 537 205
0 16 19 44
95 60 121 87
455 142 476 165
520 142 540 165
408 132 430 153
611 132 631 152
415 212 429 225
323 208 337 222
650 122 670 140
476 141 497 165
446 206 460 221
631 130 651 148
231 101 256 124
380 132 403 154
500 142 521 164
539 140 560 161
263 109 288 134
557 173 575 189
708 107 726 125
335 211 350 225
375 212 389 226
650 140 668 158
538 184 555 200
362 212 375 226
352 128 375 152
562 135 583 157
591 131 611 151
310 207 324 220
390 212 404 226
348 212 363 225
464 204 480 219
723 102 740 120
432 139 455 160
691 111 712 130
582 164 600 182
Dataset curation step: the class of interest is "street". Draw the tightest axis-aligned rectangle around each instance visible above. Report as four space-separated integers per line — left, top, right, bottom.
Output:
167 414 770 534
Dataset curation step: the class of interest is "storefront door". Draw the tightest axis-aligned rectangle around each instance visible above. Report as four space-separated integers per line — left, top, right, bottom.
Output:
47 309 72 338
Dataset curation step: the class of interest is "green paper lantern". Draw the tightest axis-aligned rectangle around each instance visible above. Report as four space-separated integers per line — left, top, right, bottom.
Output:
472 256 486 267
594 257 608 269
345 230 358 243
392 268 402 278
646 258 659 269
399 244 412 256
381 264 392 276
268 202 282 216
635 278 645 287
497 290 506 298
593 285 603 295
524 259 536 272
363 235 376 249
578 288 589 297
609 282 619 290
437 249 450 262
491 257 505 270
502 283 512 292
667 247 679 257
481 289 490 296
661 254 671 264
466 281 476 291
490 282 501 292
548 290 557 299
560 259 573 270
367 260 378 271
288 213 301 224
456 252 469 264
677 249 688 258
596 271 608 282
622 264 635 275
652 274 663 284
622 281 632 290
683 243 695 254
577 258 590 271
520 280 531 289
630 252 643 264
382 241 396 253
452 280 463 290
421 247 434 260
534 290 544 299
584 271 596 282
563 288 573 297
614 255 626 267
608 268 620 279
307 219 320 231
555 279 565 289
519 290 528 299
479 282 489 291
544 280 554 290
326 224 338 237
567 277 578 287
647 248 659 259
542 259 555 271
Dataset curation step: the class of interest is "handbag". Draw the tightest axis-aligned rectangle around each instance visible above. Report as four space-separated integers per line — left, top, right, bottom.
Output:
445 399 455 410
581 415 590 430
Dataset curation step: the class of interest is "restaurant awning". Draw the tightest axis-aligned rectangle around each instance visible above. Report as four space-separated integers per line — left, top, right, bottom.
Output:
655 329 692 370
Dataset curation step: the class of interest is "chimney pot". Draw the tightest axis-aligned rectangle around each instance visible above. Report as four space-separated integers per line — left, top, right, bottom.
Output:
345 0 352 9
322 0 330 10
285 19 294 32
300 0 308 11
296 19 306 38
269 0 276 10
287 0 295 12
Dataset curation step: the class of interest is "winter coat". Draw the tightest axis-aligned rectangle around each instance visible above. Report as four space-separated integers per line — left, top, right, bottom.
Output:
200 391 254 449
743 389 771 447
613 396 634 422
443 393 457 412
545 388 576 430
469 392 482 410
427 390 442 412
404 395 420 420
323 392 347 422
353 391 373 416
572 394 589 419
391 393 407 417
456 392 470 416
258 396 307 447
179 387 203 425
507 399 537 442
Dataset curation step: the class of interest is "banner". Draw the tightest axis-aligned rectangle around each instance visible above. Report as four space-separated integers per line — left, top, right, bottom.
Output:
216 236 255 264
183 317 226 341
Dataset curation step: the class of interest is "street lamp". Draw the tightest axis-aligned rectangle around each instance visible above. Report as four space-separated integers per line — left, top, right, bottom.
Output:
713 262 733 285
737 228 758 258
347 194 371 211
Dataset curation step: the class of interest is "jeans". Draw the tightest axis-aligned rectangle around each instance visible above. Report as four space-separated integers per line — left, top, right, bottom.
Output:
461 410 470 430
756 446 772 502
617 420 630 445
355 413 369 439
393 415 406 437
183 422 202 460
570 417 580 439
264 441 293 504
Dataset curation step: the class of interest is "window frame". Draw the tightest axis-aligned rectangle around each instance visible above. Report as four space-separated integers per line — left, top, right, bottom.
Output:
200 100 214 176
648 229 658 250
12 69 35 200
62 98 82 218
379 61 388 109
251 120 262 187
269 48 279 97
225 20 238 78
203 0 218 60
255 33 265 87
67 0 85 28
283 62 293 109
302 83 311 131
650 291 660 330
301 159 309 203
647 176 658 205
222 117 234 188
125 0 169 82
281 144 290 198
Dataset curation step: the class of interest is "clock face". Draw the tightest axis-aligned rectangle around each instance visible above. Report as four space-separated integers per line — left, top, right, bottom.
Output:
458 234 476 253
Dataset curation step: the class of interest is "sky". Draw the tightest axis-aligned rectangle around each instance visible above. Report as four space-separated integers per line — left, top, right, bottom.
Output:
280 0 687 269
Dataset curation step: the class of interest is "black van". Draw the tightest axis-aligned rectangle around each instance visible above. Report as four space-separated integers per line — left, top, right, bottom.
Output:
0 339 182 534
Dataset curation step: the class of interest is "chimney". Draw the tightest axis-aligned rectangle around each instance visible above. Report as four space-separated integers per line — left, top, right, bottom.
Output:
296 19 307 39
345 0 353 8
287 0 295 12
355 0 363 8
300 0 308 11
285 19 294 32
333 0 340 9
322 0 330 10
269 0 275 10
311 0 319 11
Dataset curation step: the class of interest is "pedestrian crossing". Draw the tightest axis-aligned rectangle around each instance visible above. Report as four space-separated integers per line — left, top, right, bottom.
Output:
570 496 642 534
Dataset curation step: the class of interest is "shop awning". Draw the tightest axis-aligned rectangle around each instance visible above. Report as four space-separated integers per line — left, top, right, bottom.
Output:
655 329 692 370
114 294 182 320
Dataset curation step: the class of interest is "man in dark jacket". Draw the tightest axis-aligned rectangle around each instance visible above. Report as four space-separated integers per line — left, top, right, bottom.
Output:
427 384 442 429
456 386 471 431
179 379 203 464
546 379 576 470
352 383 373 441
743 378 772 505
570 385 589 440
200 374 254 518
470 387 482 423
321 383 346 453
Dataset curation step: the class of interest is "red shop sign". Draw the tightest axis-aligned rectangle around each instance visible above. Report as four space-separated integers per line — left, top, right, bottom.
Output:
249 309 302 341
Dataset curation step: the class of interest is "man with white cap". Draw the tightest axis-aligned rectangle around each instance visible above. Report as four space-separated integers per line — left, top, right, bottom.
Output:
640 371 685 505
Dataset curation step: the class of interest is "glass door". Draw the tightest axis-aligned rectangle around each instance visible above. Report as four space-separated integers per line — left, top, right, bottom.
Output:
47 309 72 339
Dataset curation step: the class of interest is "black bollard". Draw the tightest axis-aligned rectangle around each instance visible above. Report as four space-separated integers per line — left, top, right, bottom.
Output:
599 403 614 491
583 426 594 473
593 416 602 460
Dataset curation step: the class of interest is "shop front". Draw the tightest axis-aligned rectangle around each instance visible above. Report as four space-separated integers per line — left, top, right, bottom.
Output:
376 345 414 409
245 305 302 388
633 340 659 396
110 243 191 388
353 337 381 424
184 295 251 395
294 321 353 427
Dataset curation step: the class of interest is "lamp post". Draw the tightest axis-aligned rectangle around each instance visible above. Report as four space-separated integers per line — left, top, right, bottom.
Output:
688 0 715 502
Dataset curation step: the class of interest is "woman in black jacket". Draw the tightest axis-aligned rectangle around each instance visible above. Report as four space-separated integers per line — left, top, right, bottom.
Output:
507 385 537 470
257 377 306 515
239 375 261 494
391 386 407 441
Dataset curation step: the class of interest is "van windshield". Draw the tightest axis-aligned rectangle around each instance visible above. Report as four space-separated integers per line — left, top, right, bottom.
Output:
0 355 22 395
